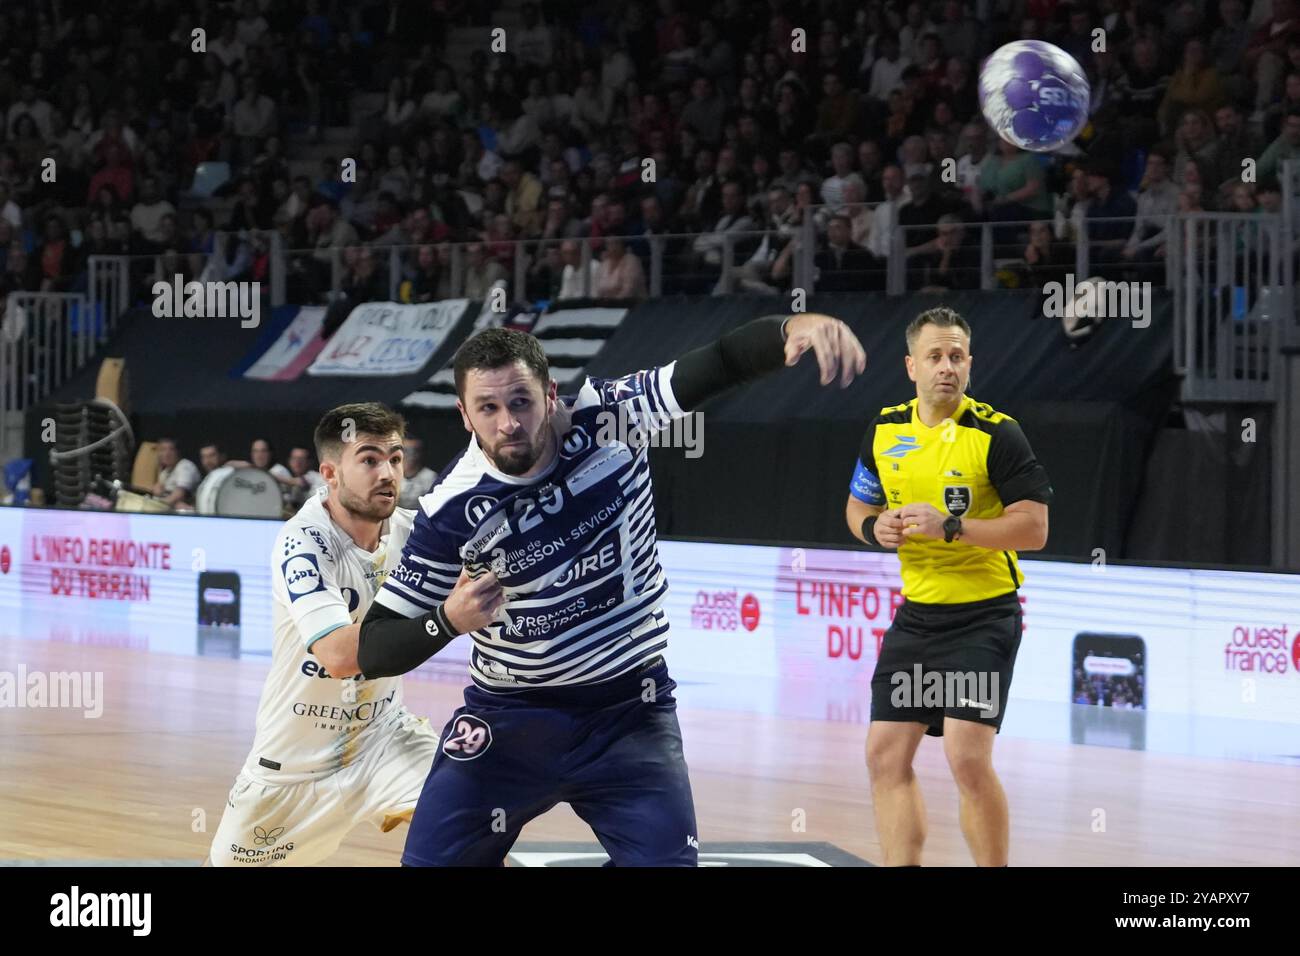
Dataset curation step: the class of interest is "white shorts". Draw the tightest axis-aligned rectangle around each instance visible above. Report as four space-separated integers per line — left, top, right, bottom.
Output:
209 709 440 867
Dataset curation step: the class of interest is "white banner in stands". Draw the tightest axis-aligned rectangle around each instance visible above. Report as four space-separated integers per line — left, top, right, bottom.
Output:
2 508 1297 731
244 306 328 380
307 299 468 376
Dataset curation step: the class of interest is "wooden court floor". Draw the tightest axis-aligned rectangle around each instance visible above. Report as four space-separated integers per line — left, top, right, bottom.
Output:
2 638 1298 866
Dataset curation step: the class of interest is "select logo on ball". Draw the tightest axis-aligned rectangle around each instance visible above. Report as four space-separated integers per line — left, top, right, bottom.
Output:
979 40 1090 153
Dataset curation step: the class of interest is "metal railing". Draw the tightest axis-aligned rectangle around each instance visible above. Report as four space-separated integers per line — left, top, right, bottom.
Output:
1177 212 1284 401
87 255 129 325
8 205 1291 416
1 293 92 423
886 216 1180 295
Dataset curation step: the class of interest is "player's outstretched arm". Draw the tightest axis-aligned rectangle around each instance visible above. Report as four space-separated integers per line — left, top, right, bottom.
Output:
312 624 362 679
670 313 867 411
357 568 505 679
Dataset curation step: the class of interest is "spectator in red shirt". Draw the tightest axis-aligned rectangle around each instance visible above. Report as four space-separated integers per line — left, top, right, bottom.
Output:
86 144 134 206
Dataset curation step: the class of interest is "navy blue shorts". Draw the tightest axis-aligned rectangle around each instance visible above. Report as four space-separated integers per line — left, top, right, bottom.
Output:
402 658 698 867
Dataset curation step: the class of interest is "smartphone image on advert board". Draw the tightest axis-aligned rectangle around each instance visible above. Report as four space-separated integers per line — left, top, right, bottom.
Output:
197 571 242 658
1070 633 1146 749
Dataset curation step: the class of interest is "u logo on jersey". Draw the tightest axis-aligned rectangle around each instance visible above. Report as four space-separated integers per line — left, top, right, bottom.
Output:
442 714 493 761
464 494 499 525
560 425 592 459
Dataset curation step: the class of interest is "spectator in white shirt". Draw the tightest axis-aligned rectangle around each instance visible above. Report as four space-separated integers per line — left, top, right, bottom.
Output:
571 68 612 138
231 76 277 163
867 164 912 259
459 130 502 185
693 180 757 268
398 438 440 510
1122 150 1181 260
228 438 294 489
821 142 861 206
311 202 360 270
840 178 874 248
557 239 600 299
284 446 327 510
868 34 912 103
152 438 202 509
601 38 636 100
420 67 462 121
7 83 53 140
130 177 178 246
899 2 938 65
209 19 247 71
515 3 553 69
955 122 991 210
235 0 269 46
0 181 22 231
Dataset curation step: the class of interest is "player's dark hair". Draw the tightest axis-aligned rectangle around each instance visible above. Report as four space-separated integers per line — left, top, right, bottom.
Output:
906 306 971 352
314 402 406 463
453 327 550 397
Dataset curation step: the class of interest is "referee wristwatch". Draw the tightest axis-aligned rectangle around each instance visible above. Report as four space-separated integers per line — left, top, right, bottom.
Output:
943 515 963 543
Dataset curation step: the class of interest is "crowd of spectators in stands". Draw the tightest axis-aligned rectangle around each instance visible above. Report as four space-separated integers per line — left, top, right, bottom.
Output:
0 0 1295 308
150 433 439 514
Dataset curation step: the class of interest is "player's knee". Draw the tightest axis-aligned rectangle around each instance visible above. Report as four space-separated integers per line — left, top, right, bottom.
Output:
944 747 996 793
866 737 913 786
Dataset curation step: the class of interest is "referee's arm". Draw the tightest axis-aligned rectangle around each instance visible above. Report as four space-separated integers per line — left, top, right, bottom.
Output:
943 419 1051 552
844 418 904 549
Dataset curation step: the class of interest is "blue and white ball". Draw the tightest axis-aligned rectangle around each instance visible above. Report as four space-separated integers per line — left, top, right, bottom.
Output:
978 41 1090 153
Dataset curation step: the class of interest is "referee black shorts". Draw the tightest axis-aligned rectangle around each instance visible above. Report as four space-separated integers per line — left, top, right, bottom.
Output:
869 592 1023 736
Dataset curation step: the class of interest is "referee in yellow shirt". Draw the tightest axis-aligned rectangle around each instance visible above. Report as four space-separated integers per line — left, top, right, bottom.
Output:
844 306 1052 867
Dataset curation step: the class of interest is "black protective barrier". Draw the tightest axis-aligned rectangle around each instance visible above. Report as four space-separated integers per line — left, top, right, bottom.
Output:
24 290 1268 566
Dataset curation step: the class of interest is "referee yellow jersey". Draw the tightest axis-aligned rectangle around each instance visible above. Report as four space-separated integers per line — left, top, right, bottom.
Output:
849 395 1054 604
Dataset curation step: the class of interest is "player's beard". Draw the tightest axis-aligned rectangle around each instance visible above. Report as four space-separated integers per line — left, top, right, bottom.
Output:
337 472 398 521
482 413 552 476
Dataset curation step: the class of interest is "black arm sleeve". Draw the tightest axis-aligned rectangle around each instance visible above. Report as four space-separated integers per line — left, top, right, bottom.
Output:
987 419 1054 506
670 315 788 410
357 600 458 679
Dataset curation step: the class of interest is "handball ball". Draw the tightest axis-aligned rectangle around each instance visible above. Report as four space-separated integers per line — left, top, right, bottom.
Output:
978 41 1090 153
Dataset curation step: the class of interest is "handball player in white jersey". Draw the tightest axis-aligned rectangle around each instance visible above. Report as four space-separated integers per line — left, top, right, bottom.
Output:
208 402 500 866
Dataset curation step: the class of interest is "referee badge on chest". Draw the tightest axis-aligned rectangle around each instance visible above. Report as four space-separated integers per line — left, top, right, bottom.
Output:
943 485 972 516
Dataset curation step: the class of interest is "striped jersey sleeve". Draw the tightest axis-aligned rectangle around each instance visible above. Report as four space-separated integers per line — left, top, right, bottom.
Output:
574 364 688 434
374 505 462 618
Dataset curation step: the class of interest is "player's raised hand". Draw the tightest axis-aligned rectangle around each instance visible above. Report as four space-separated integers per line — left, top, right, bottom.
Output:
783 313 868 388
444 566 506 633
